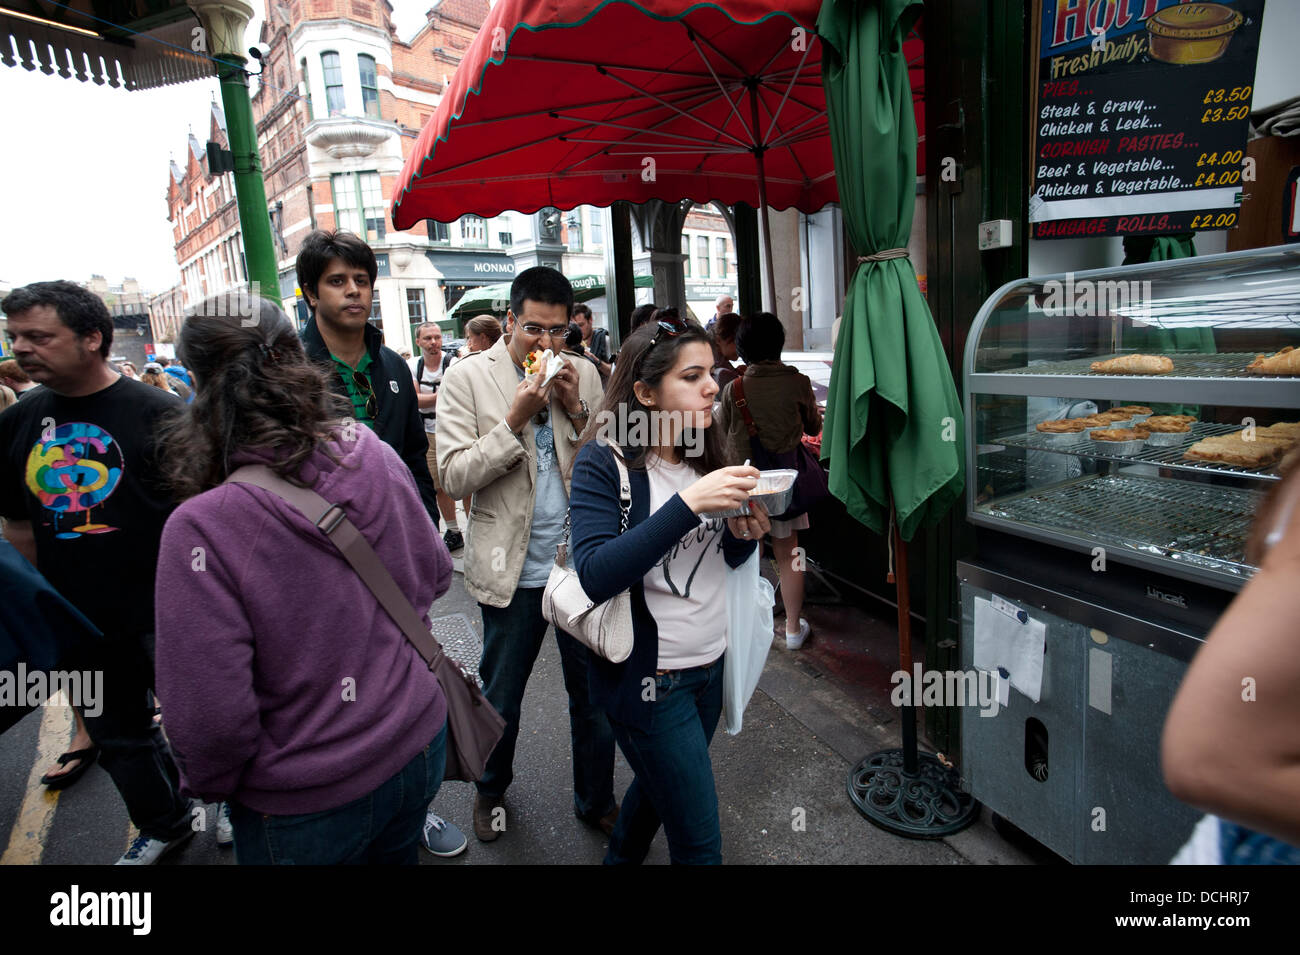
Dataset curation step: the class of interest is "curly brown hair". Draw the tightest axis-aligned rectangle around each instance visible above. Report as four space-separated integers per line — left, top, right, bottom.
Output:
157 294 352 501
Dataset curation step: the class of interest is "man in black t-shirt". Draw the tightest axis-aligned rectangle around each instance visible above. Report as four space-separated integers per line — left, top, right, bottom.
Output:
0 281 193 865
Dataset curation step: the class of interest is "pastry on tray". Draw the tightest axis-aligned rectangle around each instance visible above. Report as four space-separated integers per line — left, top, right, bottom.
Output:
1184 433 1290 468
1137 415 1193 433
1258 421 1300 440
1246 346 1300 375
1090 428 1145 442
1111 405 1154 415
1036 419 1088 433
1088 354 1174 374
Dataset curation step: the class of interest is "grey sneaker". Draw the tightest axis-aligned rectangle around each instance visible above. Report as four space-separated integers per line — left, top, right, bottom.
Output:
115 829 195 865
421 810 468 857
785 618 810 650
216 802 233 847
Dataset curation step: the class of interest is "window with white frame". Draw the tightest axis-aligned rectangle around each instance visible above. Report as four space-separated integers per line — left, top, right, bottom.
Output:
716 237 728 277
358 54 380 119
322 51 345 116
460 215 486 245
331 172 385 242
696 235 710 277
406 288 427 323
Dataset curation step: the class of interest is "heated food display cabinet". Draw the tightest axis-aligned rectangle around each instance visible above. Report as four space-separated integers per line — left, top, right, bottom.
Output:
958 245 1300 863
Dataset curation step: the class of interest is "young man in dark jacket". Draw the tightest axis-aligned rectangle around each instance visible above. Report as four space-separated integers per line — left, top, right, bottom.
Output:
296 230 440 528
296 231 465 857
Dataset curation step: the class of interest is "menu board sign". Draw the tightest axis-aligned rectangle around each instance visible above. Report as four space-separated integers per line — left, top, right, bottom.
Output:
1030 0 1265 239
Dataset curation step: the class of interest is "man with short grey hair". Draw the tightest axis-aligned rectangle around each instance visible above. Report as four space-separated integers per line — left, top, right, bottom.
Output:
708 293 734 330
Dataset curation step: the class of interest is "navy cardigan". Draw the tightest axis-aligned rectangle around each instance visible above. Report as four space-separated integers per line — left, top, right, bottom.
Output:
569 440 756 730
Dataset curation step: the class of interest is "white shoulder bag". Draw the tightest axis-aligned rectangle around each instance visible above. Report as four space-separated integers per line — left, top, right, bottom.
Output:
542 452 634 663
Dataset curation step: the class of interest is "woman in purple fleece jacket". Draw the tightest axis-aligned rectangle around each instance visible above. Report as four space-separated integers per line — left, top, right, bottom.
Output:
153 296 453 865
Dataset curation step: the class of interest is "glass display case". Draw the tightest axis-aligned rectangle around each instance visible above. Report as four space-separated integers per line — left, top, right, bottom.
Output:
964 245 1300 592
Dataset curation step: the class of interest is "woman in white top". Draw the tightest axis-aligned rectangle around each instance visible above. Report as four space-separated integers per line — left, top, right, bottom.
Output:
570 316 769 864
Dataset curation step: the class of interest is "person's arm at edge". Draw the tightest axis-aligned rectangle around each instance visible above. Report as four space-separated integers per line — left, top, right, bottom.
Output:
1161 486 1300 846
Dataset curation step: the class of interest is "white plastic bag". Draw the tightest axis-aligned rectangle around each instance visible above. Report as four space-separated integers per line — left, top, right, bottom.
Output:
723 548 775 735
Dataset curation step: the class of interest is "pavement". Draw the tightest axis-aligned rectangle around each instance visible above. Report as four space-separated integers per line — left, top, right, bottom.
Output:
0 514 1052 866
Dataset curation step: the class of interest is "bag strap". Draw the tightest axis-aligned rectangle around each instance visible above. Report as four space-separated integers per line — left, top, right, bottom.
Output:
555 449 630 566
223 464 445 671
731 373 759 437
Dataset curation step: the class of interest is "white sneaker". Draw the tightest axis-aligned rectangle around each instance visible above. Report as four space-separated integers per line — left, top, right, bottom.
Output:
785 618 810 650
216 802 233 847
115 829 195 865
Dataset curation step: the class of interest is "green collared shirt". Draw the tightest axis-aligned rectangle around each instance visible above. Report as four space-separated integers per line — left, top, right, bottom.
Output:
331 350 376 428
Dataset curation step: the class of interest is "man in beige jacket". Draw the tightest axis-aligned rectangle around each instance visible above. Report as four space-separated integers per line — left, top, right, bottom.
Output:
436 267 615 843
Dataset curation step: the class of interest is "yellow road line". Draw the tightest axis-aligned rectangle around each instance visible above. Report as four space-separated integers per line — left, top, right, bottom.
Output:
1 694 71 865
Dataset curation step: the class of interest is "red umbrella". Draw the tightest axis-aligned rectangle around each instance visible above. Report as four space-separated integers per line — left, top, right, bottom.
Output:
390 0 923 302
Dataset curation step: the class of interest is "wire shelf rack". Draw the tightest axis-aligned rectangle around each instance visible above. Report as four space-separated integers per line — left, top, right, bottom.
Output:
991 422 1284 481
977 474 1262 579
992 353 1291 379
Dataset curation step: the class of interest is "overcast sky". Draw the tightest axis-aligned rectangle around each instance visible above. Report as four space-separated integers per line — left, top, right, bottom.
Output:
0 2 434 293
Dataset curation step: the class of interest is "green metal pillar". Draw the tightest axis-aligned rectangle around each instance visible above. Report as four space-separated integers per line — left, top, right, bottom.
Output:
189 1 280 306
215 60 281 306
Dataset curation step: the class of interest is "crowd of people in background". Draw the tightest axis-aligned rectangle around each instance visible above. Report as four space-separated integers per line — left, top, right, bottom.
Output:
0 228 829 866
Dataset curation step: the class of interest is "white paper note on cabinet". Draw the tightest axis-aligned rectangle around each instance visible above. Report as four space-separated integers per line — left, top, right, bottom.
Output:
973 596 1046 703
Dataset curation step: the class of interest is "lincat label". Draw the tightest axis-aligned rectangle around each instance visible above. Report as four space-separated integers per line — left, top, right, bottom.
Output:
1145 585 1187 609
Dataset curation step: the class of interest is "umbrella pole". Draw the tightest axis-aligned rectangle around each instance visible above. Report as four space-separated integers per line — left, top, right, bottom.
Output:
845 504 980 838
748 86 778 310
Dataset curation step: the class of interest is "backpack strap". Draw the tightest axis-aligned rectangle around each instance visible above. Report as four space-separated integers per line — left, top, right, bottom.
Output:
731 372 758 438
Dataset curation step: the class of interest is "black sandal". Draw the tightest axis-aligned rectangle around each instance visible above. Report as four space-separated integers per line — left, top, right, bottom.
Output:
39 746 99 790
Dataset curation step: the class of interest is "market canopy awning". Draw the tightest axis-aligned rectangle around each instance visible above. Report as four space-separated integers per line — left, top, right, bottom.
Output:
0 1 213 90
392 0 923 226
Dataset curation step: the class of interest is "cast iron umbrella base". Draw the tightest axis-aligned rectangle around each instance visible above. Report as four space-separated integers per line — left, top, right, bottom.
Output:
847 706 979 838
847 516 979 839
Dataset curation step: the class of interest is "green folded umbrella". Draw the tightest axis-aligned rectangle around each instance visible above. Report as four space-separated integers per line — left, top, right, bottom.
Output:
819 0 963 541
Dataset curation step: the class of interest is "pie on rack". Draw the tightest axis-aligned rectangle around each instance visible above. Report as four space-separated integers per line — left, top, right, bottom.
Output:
1090 428 1145 442
1037 419 1088 433
1183 433 1292 468
1258 422 1300 441
1088 354 1174 374
1246 346 1300 375
1137 416 1193 433
1111 405 1153 415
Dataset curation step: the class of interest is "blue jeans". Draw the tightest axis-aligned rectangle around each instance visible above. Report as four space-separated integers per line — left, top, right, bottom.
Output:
229 722 447 865
478 587 615 821
605 659 724 865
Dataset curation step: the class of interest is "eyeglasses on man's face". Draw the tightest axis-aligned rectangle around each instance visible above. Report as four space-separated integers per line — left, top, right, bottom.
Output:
520 322 570 339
